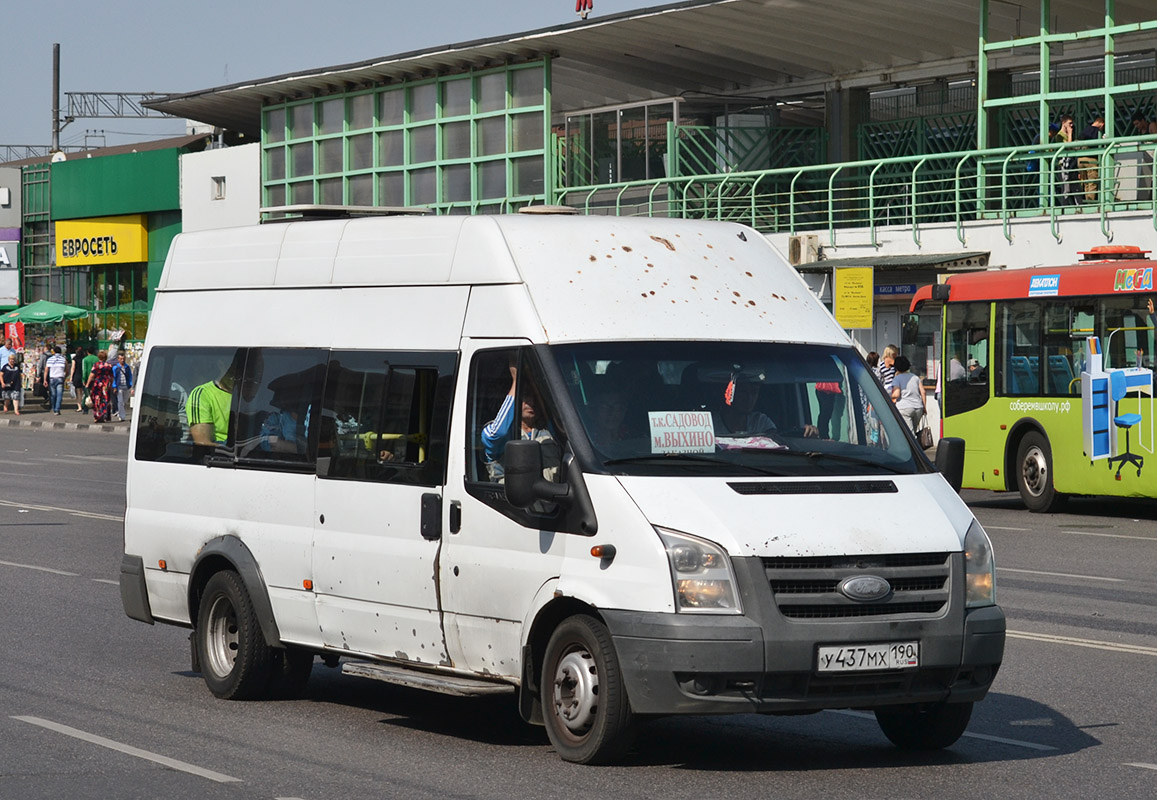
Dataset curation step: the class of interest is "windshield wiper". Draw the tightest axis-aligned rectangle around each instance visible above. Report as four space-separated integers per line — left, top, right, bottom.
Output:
733 447 908 474
602 453 783 476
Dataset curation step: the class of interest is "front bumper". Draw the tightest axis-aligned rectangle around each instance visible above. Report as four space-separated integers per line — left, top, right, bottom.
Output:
602 555 1005 716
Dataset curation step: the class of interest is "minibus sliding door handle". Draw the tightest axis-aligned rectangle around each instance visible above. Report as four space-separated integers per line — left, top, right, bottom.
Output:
420 493 442 540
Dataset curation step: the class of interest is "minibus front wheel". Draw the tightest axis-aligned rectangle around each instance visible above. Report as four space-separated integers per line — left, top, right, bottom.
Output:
542 615 635 764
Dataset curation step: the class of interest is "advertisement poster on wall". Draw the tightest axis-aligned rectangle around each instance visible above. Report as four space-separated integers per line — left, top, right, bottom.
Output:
0 233 19 308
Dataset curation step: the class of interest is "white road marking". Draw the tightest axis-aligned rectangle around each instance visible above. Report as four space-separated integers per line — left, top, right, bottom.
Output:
998 567 1123 582
1008 630 1157 657
1062 530 1157 542
0 498 123 522
1125 762 1157 771
825 710 1056 751
983 525 1030 531
12 716 241 784
0 560 79 576
92 578 119 585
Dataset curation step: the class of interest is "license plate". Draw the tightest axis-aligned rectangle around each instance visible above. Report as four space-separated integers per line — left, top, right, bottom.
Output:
816 642 919 673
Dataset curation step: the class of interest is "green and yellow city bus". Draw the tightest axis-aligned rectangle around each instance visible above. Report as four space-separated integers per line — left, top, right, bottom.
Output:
911 245 1155 511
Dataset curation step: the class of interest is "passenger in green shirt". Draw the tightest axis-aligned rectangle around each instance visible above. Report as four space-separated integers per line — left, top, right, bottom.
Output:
188 351 252 446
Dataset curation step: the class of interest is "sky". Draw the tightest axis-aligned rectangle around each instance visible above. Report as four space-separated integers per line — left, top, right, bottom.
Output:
2 0 663 151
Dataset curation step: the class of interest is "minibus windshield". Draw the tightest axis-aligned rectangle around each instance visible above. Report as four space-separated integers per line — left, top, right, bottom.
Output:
551 341 927 478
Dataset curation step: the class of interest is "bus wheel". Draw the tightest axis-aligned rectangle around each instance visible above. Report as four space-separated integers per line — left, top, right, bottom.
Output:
1016 432 1066 513
196 571 274 700
875 701 973 749
541 615 634 764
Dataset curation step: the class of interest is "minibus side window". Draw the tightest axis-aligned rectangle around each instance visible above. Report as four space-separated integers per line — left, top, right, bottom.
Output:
133 346 244 464
233 348 328 469
466 347 568 525
317 350 456 486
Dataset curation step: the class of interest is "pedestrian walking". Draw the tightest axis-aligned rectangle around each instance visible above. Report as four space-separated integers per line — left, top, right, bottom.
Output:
1 353 22 415
43 346 68 415
71 346 87 412
85 350 114 423
112 352 134 422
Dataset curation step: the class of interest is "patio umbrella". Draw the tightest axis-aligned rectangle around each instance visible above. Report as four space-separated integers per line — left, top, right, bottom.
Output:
0 300 89 324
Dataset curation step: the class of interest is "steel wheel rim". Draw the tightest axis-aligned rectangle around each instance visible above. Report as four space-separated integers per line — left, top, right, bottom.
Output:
552 647 599 736
205 595 240 678
1022 445 1048 497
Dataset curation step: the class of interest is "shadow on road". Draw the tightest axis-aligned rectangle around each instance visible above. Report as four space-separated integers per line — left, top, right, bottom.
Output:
281 666 1098 769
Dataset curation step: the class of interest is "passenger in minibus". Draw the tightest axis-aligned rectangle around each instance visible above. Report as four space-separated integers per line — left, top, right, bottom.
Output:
188 351 253 446
481 363 558 482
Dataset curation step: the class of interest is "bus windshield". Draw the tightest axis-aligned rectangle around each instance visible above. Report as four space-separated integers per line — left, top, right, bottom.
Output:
551 341 927 478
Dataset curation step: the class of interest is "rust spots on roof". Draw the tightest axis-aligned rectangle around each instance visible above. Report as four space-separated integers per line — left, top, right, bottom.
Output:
745 271 753 277
589 255 597 262
650 235 676 251
622 245 633 252
689 275 698 280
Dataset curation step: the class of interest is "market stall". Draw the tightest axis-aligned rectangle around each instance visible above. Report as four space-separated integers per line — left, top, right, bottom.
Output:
0 301 89 408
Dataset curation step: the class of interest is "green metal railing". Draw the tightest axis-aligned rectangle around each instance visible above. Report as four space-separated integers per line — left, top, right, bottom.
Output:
553 135 1157 246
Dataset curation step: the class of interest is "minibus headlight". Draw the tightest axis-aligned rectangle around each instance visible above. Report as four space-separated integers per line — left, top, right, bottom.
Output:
964 520 996 608
656 528 742 614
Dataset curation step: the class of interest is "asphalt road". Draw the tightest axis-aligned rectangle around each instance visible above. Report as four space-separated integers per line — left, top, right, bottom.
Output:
0 427 1154 798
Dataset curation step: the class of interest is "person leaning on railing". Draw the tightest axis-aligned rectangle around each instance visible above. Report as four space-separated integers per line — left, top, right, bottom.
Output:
1051 115 1080 206
1077 115 1106 204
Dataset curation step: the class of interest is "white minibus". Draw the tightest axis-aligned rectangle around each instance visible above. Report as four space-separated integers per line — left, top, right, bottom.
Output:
120 209 1004 763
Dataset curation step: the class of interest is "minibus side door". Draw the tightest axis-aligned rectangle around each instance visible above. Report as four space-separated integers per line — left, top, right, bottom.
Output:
311 349 457 666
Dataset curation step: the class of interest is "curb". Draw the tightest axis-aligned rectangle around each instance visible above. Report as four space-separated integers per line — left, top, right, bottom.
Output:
0 412 130 435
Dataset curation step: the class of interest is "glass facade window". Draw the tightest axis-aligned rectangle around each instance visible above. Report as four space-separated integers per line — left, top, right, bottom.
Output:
349 134 373 171
379 89 405 126
563 100 678 186
265 108 286 143
349 174 373 206
348 93 374 131
318 98 344 136
263 61 549 211
92 264 150 344
318 138 343 175
290 104 313 139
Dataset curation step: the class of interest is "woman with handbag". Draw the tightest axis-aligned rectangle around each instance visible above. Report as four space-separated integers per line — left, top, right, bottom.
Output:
890 355 927 438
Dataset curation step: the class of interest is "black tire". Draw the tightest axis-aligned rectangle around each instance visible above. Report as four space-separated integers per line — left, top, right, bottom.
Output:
1015 431 1067 512
195 571 274 700
875 701 973 750
541 615 634 765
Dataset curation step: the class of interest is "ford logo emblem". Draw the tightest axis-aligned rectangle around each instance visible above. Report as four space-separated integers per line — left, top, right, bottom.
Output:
837 575 892 602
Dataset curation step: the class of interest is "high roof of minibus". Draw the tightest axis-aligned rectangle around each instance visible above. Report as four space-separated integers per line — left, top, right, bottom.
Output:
909 249 1155 311
159 214 848 344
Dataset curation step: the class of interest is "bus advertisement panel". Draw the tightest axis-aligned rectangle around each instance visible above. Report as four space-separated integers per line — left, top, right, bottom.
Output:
911 246 1155 511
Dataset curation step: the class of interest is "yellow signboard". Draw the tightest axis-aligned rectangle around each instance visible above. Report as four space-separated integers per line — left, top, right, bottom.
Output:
833 266 874 329
55 215 148 266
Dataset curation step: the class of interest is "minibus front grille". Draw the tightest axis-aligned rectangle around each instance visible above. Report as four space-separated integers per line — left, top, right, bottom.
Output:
762 553 952 620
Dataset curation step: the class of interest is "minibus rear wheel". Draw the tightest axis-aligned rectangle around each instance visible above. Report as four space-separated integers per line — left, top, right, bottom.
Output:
196 570 274 700
875 700 973 749
541 615 634 764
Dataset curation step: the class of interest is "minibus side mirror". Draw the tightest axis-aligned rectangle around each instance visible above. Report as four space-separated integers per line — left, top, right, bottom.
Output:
504 439 571 508
935 437 965 493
